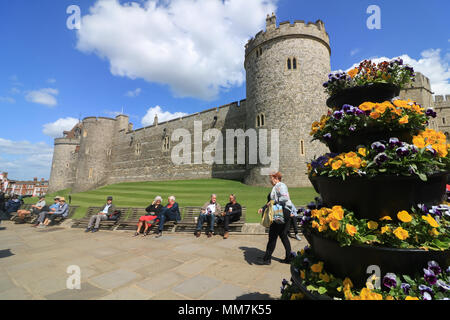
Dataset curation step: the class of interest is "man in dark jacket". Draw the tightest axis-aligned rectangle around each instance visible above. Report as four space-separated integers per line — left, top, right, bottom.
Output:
155 196 180 238
85 196 116 233
217 194 242 240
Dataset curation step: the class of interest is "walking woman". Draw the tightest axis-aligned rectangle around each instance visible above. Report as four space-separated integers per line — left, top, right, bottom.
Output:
134 196 163 236
257 172 297 265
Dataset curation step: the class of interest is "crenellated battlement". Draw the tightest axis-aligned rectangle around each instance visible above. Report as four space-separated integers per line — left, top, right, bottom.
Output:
435 95 450 103
245 13 330 58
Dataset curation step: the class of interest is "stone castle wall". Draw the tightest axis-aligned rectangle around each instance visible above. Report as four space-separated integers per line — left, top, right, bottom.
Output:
244 16 331 187
48 138 80 193
434 94 450 138
106 101 248 187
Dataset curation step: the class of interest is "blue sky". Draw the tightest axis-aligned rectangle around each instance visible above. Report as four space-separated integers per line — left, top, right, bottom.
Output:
0 0 449 180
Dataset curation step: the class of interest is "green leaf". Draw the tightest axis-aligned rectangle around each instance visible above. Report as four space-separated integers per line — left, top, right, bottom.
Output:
417 173 427 182
307 285 318 292
318 287 327 295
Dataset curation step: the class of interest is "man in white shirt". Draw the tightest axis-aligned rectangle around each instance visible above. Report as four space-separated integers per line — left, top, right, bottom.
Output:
195 194 222 238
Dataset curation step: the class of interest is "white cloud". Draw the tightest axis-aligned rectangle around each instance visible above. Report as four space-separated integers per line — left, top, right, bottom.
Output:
25 88 59 107
350 48 360 56
0 138 53 180
76 0 277 100
42 117 79 138
0 96 15 104
345 49 450 95
10 87 20 94
142 105 188 126
125 88 142 97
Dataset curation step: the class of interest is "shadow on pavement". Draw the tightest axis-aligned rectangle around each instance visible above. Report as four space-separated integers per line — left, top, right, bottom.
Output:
0 249 14 259
235 292 274 300
239 246 282 265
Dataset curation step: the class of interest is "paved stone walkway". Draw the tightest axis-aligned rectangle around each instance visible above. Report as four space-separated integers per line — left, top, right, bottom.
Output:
0 221 307 300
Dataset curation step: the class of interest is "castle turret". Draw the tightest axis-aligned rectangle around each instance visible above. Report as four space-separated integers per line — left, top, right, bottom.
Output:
72 117 116 192
244 15 331 186
48 137 80 193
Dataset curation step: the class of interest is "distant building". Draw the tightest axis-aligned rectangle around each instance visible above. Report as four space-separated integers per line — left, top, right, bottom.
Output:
1 173 48 197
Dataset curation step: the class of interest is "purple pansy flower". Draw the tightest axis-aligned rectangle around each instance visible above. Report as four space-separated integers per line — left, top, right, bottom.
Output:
401 283 411 294
396 147 409 157
389 137 402 148
428 261 442 275
374 152 389 165
382 273 397 289
323 133 332 141
426 145 437 156
426 108 437 118
424 268 437 285
436 280 450 292
419 284 434 297
333 110 343 120
371 141 386 153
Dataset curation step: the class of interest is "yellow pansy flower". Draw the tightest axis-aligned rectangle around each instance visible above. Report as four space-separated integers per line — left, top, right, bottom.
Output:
345 224 357 236
332 160 343 170
422 215 439 228
397 210 412 223
367 221 378 230
311 262 324 273
380 216 392 221
329 219 341 231
393 227 409 240
405 296 419 300
399 115 409 124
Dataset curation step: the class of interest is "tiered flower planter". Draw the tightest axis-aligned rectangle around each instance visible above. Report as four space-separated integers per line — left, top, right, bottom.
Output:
287 61 449 300
310 172 447 221
326 83 400 110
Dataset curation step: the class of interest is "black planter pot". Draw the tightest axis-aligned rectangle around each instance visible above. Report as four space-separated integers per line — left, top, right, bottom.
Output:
290 264 332 300
309 172 448 221
304 229 450 288
327 83 400 110
326 128 415 154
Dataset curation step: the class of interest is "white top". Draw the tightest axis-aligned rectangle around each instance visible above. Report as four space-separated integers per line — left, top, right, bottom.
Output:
102 204 111 214
206 204 216 215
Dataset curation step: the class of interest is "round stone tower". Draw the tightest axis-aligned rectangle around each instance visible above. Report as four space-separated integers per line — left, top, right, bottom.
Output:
244 13 331 187
48 137 80 193
72 117 116 192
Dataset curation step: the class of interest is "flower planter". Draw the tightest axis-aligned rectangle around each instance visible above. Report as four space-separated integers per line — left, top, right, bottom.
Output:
290 264 332 300
325 128 415 153
326 83 400 110
303 229 450 288
309 172 448 221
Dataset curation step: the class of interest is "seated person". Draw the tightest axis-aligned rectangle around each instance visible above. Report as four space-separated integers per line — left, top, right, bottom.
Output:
16 196 46 223
217 194 242 239
85 196 116 233
195 194 222 238
39 197 69 228
155 196 180 238
5 195 21 215
134 196 163 237
34 196 60 227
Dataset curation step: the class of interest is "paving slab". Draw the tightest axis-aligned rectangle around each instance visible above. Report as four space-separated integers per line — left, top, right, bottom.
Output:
202 283 250 300
44 282 109 300
137 271 186 294
90 269 140 290
172 275 222 299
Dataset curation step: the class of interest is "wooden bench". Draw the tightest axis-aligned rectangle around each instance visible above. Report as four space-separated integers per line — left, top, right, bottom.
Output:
43 206 79 225
71 207 130 230
176 206 246 234
116 207 185 232
9 204 33 221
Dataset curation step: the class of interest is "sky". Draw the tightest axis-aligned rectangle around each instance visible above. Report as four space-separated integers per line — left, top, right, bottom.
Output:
0 0 449 180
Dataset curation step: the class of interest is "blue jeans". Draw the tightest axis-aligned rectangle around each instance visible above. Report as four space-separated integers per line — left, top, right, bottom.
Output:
158 210 178 232
196 214 215 232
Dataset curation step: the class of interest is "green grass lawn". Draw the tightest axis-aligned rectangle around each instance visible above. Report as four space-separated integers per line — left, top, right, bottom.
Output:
24 179 318 223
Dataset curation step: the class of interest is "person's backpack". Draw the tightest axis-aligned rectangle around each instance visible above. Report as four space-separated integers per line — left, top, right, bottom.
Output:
107 210 121 221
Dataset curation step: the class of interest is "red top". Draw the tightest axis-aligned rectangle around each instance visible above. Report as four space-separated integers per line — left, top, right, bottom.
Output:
167 204 173 209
